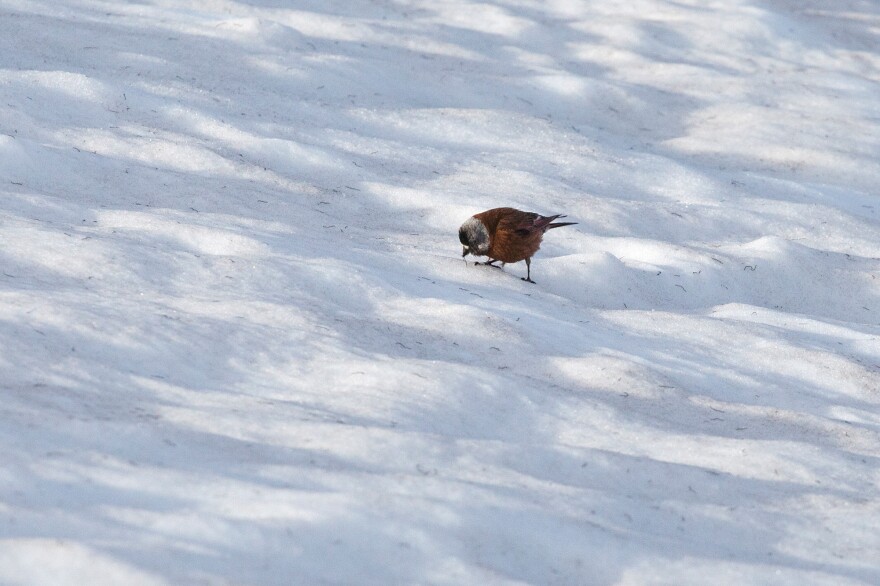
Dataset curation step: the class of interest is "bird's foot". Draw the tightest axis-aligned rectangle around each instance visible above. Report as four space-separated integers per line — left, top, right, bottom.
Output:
521 277 536 284
478 261 502 269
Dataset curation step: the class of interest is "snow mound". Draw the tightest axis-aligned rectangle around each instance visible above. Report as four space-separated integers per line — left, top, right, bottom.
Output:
1 0 879 584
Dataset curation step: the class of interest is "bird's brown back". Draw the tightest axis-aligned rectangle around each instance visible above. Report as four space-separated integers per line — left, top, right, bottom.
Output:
474 207 545 263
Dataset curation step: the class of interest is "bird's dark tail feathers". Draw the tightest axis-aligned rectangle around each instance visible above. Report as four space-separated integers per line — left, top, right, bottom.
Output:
547 221 577 229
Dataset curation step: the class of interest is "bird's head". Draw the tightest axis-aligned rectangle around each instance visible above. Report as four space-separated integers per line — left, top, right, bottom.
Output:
459 216 490 257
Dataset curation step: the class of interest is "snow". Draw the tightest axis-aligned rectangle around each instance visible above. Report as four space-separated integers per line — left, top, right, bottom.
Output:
1 0 878 583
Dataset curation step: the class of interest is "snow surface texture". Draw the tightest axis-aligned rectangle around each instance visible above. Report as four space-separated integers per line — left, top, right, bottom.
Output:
1 0 879 584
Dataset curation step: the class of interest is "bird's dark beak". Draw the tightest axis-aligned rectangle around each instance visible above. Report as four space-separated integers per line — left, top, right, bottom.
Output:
462 246 469 258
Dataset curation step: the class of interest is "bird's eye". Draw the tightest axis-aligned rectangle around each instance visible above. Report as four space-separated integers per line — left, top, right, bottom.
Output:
458 230 468 245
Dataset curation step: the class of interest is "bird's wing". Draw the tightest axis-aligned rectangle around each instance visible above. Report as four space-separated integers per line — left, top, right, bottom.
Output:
509 212 565 235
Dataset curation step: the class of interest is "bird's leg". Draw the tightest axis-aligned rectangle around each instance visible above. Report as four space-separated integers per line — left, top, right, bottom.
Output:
478 259 503 269
521 258 536 284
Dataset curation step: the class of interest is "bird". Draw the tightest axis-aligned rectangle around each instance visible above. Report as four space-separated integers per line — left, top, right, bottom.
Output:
459 207 576 283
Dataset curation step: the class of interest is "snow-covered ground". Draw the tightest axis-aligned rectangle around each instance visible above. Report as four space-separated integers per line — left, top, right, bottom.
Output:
1 0 879 583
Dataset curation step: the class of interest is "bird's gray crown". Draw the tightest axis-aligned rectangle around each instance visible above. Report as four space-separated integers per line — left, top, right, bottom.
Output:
459 216 490 255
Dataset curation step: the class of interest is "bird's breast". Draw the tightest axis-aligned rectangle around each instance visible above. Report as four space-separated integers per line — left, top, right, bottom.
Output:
489 230 543 263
